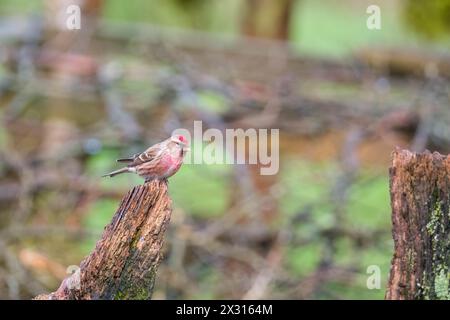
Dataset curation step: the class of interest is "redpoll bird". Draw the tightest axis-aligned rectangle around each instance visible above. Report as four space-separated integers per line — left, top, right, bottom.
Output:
102 135 189 181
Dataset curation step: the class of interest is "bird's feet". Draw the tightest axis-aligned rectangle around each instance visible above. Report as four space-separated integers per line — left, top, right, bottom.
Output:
144 177 169 185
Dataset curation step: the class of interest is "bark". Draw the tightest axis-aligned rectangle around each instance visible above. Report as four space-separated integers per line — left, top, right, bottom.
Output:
241 0 295 40
34 180 172 300
386 148 450 300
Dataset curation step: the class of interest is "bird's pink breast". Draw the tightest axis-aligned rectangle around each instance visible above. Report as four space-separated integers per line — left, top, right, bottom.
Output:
159 153 183 178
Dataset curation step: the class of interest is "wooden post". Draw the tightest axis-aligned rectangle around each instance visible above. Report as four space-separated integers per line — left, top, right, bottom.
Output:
35 180 172 300
386 148 450 300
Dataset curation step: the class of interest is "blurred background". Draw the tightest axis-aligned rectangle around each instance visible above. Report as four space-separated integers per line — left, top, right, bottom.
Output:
0 0 449 300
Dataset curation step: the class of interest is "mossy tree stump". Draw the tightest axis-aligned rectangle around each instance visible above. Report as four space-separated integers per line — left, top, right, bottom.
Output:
35 180 172 300
386 148 450 300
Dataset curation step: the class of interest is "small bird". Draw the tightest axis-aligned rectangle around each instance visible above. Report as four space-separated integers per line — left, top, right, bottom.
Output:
102 135 189 182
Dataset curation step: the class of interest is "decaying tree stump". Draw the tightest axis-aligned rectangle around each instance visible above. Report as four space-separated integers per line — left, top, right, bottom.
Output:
35 180 172 300
386 148 450 300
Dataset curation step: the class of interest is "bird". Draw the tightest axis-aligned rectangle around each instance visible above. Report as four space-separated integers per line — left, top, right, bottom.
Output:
102 135 189 182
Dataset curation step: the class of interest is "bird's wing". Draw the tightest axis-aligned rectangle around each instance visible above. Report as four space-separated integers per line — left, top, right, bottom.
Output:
116 154 138 163
127 144 163 167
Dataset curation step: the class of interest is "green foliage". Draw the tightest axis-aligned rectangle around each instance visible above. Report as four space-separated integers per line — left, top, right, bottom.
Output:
321 244 392 299
280 159 335 216
168 138 232 218
2 0 450 57
104 0 241 34
190 268 220 299
280 159 392 299
0 0 41 14
170 163 231 218
80 199 118 254
404 0 450 39
86 149 120 176
197 90 230 115
346 175 391 231
86 148 142 189
286 243 323 277
291 0 416 58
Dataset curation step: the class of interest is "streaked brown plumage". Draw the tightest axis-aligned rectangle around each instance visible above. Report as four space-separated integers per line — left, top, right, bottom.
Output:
102 135 189 181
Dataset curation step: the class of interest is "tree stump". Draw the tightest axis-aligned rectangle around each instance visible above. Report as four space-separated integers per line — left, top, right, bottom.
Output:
386 148 450 300
35 180 172 300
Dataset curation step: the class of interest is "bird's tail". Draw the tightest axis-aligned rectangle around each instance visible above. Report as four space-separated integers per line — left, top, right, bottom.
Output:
102 167 130 178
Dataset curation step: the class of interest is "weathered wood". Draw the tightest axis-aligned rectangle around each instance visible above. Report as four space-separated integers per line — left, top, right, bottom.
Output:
34 180 172 300
386 148 450 300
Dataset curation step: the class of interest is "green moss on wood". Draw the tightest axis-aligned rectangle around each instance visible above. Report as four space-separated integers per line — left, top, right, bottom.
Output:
419 199 450 300
113 267 157 300
434 269 450 300
114 286 151 300
426 203 442 236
